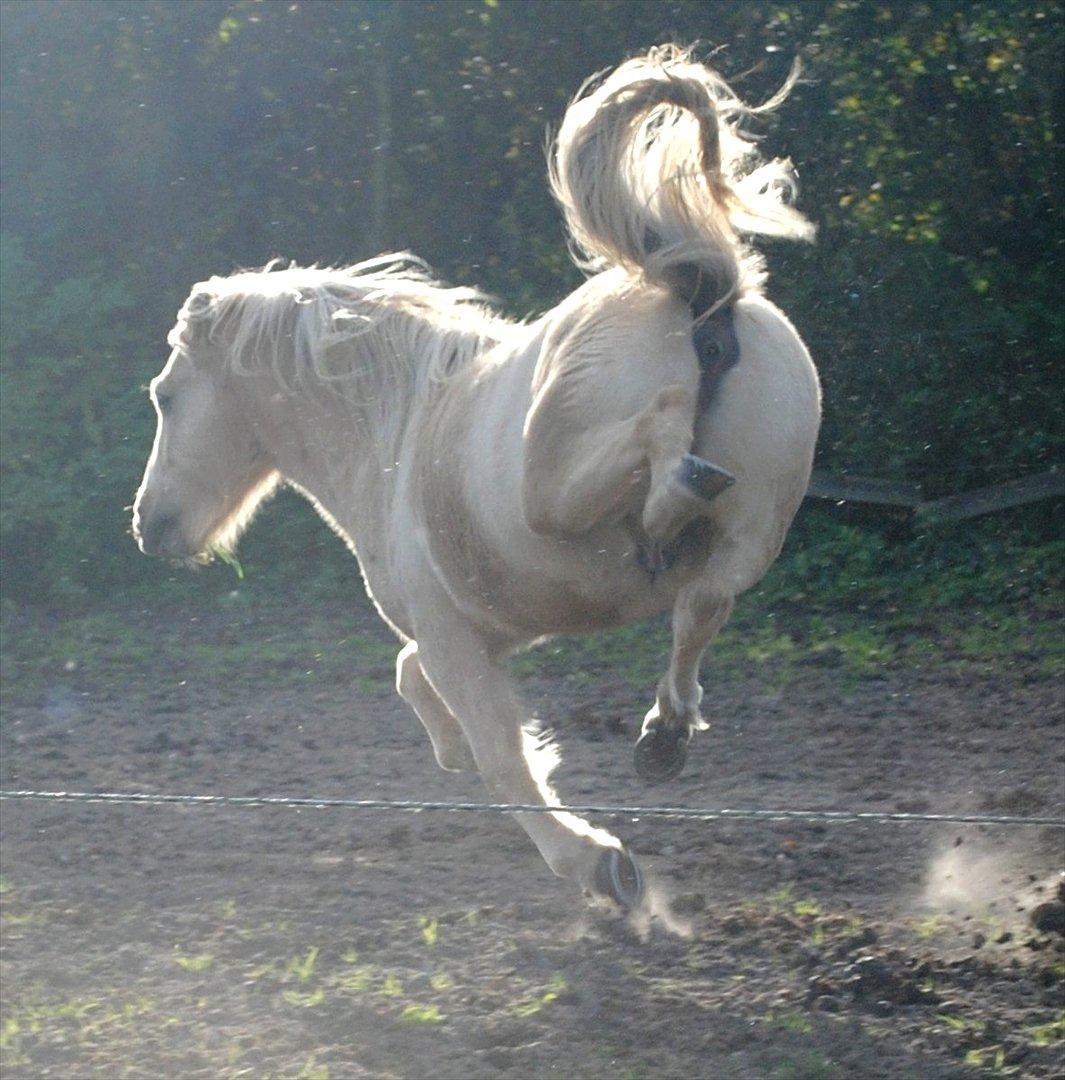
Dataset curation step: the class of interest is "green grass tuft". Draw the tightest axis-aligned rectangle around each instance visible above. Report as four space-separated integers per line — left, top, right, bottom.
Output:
399 1003 444 1025
172 950 214 973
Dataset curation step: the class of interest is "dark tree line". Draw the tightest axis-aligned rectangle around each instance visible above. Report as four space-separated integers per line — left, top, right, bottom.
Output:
1 0 1061 604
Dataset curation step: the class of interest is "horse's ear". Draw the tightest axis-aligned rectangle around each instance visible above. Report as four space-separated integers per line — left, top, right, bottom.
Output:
186 286 214 318
179 286 217 347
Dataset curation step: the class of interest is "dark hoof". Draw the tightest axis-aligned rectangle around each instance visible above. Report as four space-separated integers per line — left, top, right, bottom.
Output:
678 454 735 502
634 723 688 782
592 846 645 911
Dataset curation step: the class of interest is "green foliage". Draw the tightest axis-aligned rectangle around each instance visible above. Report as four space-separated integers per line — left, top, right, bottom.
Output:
509 973 569 1017
765 1010 815 1036
281 988 326 1008
0 1 1061 606
758 508 1064 613
0 234 153 604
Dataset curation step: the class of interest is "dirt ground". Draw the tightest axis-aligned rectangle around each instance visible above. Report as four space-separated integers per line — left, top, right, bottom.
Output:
1 600 1063 1079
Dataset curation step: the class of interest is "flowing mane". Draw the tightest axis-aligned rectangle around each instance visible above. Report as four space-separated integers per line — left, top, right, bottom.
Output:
168 254 514 399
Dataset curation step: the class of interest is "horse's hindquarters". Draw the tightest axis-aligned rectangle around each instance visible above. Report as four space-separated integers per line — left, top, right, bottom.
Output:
690 294 820 578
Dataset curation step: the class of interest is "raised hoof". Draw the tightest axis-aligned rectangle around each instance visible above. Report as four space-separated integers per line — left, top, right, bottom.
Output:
592 846 645 911
678 453 736 502
634 723 689 782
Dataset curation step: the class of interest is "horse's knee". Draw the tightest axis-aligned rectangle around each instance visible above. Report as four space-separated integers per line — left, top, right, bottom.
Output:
522 452 638 538
637 385 736 544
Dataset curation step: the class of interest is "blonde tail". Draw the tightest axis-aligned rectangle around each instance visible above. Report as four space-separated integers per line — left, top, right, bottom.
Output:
549 45 814 314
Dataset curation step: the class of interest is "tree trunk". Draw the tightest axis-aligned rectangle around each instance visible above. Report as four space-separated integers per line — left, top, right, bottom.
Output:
370 10 394 254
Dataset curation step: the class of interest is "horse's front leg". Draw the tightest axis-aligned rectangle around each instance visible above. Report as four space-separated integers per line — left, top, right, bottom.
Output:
409 598 644 909
396 641 476 772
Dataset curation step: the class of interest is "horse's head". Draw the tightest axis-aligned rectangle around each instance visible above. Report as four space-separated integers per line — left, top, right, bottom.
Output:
132 284 278 561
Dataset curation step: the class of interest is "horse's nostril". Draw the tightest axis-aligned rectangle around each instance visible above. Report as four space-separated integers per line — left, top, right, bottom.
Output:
138 511 182 556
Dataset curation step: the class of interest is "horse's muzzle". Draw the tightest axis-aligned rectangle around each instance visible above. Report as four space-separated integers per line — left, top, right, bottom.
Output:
135 510 187 557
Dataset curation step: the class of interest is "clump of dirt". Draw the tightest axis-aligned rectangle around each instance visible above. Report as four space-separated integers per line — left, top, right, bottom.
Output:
1029 879 1065 935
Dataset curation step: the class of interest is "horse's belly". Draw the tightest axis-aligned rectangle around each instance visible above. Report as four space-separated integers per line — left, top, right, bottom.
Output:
501 563 671 636
422 506 701 642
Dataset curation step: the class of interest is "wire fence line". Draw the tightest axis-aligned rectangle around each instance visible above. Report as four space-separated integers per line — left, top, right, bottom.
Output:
1 789 1061 829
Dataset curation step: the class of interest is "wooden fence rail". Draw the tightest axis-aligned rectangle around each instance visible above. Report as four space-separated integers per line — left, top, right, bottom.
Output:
805 468 1062 524
806 472 923 507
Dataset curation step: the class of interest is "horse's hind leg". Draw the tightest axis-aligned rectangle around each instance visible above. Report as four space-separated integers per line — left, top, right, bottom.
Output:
634 523 781 782
524 383 730 542
635 571 735 782
396 642 476 772
409 600 644 909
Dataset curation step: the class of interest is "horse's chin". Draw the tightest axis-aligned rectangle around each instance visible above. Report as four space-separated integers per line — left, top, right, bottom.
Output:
157 528 215 566
160 550 211 570
185 551 214 568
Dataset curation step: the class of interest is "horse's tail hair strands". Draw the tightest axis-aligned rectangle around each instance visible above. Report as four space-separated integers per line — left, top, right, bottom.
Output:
549 44 815 317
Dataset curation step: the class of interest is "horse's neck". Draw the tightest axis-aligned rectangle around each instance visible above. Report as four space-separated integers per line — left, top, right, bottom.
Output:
260 384 405 533
256 309 474 547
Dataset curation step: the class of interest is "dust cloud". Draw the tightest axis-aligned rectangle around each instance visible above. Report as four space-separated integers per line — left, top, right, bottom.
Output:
922 833 1062 925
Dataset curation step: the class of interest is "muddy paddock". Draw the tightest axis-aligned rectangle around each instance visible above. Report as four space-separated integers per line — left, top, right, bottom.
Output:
1 601 1063 1078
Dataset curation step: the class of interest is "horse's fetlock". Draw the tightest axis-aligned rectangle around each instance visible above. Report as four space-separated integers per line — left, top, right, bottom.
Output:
647 681 701 735
667 682 701 722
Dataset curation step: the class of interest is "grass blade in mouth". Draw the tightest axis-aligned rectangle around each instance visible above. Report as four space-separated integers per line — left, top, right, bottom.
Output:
209 545 245 580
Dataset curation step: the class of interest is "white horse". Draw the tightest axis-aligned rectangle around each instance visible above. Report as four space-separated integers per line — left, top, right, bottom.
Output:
132 46 820 909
